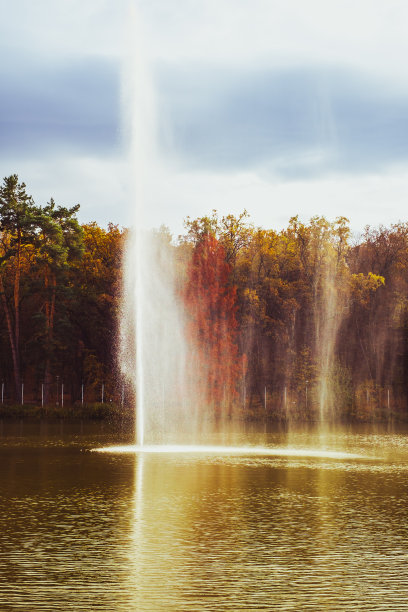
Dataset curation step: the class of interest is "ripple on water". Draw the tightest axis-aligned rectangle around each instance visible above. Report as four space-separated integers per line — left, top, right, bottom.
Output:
1 427 408 610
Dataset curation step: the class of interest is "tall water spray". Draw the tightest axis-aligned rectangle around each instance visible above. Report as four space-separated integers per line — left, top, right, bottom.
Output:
120 5 192 446
312 220 349 422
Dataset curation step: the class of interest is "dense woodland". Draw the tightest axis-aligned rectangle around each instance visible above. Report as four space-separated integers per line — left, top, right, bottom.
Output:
0 175 123 409
1 174 408 420
182 211 404 421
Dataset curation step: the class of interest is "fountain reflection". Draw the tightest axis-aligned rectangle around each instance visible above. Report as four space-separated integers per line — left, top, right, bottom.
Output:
118 429 408 611
94 444 364 459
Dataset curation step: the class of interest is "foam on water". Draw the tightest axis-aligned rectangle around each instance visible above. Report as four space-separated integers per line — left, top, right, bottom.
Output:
93 444 364 459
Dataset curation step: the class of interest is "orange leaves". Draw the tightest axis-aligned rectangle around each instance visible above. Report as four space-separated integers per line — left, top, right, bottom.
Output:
184 234 241 409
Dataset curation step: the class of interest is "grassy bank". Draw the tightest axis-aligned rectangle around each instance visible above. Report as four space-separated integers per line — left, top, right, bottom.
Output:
0 402 133 421
1 402 406 424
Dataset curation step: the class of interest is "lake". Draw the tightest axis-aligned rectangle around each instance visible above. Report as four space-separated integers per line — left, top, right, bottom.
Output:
0 420 407 610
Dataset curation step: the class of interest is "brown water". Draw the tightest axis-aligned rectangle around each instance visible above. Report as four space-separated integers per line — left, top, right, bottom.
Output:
0 420 408 611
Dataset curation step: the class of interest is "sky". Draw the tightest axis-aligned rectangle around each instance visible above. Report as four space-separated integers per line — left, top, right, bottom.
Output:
1 0 408 235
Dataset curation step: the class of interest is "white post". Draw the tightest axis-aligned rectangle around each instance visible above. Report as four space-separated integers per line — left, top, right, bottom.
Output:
387 388 390 411
242 359 246 410
41 383 44 407
61 383 64 408
121 384 124 408
284 386 287 408
81 383 84 405
101 384 104 404
21 383 24 406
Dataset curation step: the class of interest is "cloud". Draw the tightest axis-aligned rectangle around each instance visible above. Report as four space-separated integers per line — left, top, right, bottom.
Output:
3 154 407 236
0 0 126 59
4 53 408 180
0 154 129 228
141 0 408 84
0 56 120 156
157 65 408 176
148 164 408 236
2 0 408 232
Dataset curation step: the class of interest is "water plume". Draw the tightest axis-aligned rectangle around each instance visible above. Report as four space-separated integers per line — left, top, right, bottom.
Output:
311 218 350 422
119 3 194 445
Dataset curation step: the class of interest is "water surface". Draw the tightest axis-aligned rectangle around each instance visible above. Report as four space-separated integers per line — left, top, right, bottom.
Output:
1 420 408 610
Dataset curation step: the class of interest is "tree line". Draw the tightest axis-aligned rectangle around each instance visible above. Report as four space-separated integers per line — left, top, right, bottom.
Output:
1 174 408 420
182 210 408 421
0 175 123 406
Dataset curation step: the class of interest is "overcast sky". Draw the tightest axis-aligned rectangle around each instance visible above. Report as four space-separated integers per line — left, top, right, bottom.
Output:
1 0 408 234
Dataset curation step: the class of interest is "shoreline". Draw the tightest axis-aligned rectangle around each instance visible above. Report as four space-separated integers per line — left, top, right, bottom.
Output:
0 404 406 424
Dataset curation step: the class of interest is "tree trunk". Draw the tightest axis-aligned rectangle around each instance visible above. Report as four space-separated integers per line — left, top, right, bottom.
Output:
14 232 21 349
43 273 57 404
0 273 21 399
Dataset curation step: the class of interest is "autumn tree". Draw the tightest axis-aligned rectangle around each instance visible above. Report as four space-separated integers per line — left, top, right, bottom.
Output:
69 222 124 399
34 200 83 401
345 224 408 397
0 175 39 398
184 232 241 413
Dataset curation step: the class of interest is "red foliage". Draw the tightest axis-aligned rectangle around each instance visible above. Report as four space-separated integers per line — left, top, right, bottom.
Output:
184 234 241 409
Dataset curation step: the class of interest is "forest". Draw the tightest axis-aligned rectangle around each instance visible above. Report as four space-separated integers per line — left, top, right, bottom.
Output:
1 174 408 421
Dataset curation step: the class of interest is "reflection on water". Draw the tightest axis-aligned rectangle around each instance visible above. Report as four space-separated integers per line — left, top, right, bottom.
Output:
0 420 408 610
94 444 365 459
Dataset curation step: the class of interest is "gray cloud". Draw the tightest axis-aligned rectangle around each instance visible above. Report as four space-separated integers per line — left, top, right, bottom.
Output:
0 55 119 156
156 65 408 177
2 54 408 183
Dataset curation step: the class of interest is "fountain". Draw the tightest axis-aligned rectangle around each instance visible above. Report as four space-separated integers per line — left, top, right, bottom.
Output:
119 4 195 448
91 3 364 464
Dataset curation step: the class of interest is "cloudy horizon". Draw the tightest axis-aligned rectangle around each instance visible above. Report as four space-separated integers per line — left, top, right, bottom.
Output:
1 0 408 235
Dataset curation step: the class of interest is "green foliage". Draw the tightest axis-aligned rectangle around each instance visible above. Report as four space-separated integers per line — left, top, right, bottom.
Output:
2 176 408 423
0 175 123 406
